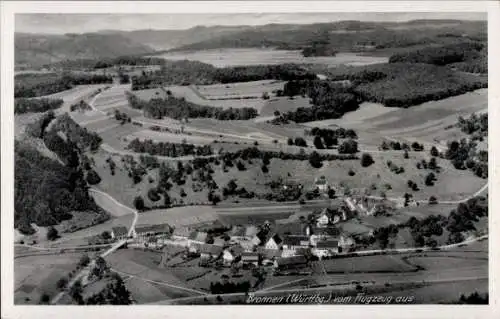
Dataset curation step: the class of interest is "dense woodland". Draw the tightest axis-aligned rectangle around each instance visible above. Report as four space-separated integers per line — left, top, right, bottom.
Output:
15 114 106 234
127 138 214 157
127 92 258 120
14 98 64 114
130 61 316 89
389 42 485 66
15 73 113 98
273 80 360 123
324 63 487 108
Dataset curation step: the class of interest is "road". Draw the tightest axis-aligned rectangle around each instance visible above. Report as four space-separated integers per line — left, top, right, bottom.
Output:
50 190 138 305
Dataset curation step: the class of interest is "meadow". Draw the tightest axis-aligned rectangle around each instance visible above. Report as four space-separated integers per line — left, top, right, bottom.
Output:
153 49 388 68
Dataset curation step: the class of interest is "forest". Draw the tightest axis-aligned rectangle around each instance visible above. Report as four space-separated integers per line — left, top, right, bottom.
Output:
273 80 360 122
15 73 113 98
130 61 316 89
14 98 64 114
127 92 258 120
325 63 487 108
127 138 214 157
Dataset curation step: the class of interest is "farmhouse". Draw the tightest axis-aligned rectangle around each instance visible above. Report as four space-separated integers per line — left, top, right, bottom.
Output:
312 240 339 259
264 234 283 250
111 226 128 240
188 231 209 245
338 235 356 252
314 176 329 192
309 227 341 246
273 255 308 270
281 236 310 257
133 224 171 241
172 226 192 240
241 252 260 266
222 245 245 266
193 243 223 260
316 210 330 228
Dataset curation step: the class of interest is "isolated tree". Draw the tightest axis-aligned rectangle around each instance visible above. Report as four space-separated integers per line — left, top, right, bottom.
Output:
425 172 436 186
163 192 171 207
313 136 325 149
133 196 145 211
348 169 356 176
180 188 187 197
308 151 323 168
287 138 294 146
360 153 374 167
47 226 59 241
294 137 307 147
404 150 409 159
327 188 336 199
86 169 101 185
429 157 438 170
78 254 91 268
39 293 50 304
428 196 438 205
101 231 111 240
430 146 439 157
261 92 270 100
261 165 269 173
323 135 338 148
236 161 246 171
56 277 68 291
338 139 358 154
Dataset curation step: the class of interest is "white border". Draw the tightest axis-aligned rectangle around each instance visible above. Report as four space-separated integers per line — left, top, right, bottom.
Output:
2 2 499 319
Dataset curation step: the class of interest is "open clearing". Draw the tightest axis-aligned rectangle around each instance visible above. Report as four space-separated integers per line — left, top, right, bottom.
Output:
15 252 83 304
154 49 388 68
193 80 284 99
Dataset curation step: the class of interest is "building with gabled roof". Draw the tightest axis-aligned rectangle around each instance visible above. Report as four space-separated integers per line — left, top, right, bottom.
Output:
111 226 128 240
264 234 283 250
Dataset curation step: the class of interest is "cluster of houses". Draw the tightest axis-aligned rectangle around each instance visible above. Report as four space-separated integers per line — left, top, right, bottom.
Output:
110 205 358 271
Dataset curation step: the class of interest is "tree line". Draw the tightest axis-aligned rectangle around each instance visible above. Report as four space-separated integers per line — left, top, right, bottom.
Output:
126 92 258 121
14 98 64 114
127 138 214 157
15 73 113 98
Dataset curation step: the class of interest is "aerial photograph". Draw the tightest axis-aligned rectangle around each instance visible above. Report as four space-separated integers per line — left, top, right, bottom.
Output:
13 12 488 305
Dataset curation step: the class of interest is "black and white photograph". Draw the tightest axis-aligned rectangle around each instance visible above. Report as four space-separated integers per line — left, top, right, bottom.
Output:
1 1 498 315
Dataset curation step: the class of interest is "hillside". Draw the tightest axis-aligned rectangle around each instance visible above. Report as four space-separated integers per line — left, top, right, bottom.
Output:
168 19 486 54
15 32 155 67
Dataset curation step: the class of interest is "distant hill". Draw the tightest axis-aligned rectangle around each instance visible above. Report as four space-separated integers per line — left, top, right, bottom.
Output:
15 32 155 67
166 19 486 53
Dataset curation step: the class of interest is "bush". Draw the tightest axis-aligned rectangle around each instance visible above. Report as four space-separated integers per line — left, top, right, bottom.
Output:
86 169 102 185
360 153 374 167
147 188 161 202
133 196 145 211
338 139 358 154
313 136 324 149
308 151 323 168
428 196 438 205
348 169 356 176
261 165 269 173
47 226 59 241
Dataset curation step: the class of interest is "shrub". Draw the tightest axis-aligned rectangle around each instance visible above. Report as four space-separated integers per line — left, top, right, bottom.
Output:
428 196 438 205
360 153 374 167
133 196 145 211
338 139 358 154
147 188 161 202
46 226 59 241
86 169 102 185
348 169 356 176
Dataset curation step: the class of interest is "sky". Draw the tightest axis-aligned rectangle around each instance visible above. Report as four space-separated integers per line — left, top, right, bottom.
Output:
15 12 486 34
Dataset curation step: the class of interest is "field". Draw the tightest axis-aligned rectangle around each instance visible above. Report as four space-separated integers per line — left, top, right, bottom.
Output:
305 88 487 146
105 249 201 303
14 252 84 304
153 49 388 68
193 80 285 99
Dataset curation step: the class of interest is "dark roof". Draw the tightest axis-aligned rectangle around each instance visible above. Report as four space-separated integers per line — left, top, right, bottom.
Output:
189 231 208 242
268 234 282 245
316 240 339 249
172 226 191 237
241 252 259 261
135 223 171 234
275 255 308 266
311 226 341 237
257 247 282 259
229 244 245 256
112 226 128 237
282 236 310 246
195 243 223 255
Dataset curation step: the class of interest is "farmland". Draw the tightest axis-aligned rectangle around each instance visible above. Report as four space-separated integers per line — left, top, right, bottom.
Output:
153 49 388 68
15 252 84 304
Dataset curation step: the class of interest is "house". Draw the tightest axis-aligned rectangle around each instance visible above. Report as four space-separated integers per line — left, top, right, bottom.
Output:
239 240 256 252
281 236 310 257
264 234 283 250
241 252 260 266
111 226 128 240
133 224 171 241
212 237 227 247
171 226 191 240
188 231 208 245
229 225 260 243
273 255 308 270
222 245 244 266
252 229 269 246
309 227 341 246
194 243 223 260
338 235 355 252
314 176 328 192
344 197 358 213
312 240 339 258
316 209 330 228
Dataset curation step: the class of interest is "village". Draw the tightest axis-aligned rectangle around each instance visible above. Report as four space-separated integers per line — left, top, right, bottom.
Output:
107 176 391 276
